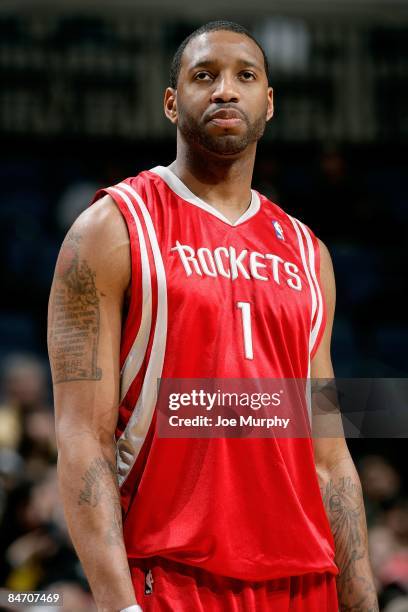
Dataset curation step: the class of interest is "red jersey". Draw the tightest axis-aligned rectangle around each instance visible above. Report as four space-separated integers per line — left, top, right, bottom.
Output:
92 165 338 581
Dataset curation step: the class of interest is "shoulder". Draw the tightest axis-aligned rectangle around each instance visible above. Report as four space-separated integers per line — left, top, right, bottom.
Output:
57 194 130 291
70 194 129 255
317 238 333 270
82 193 128 237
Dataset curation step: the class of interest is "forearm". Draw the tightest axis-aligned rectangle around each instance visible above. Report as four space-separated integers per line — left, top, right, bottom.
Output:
58 436 136 612
317 453 378 612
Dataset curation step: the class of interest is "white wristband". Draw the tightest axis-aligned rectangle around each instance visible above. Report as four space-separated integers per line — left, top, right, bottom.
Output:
120 606 143 612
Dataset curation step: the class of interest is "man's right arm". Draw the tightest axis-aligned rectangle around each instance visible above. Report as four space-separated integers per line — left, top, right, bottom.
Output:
47 195 140 612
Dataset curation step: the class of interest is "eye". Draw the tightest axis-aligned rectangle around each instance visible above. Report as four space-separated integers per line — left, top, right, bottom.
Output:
194 71 213 81
240 71 256 81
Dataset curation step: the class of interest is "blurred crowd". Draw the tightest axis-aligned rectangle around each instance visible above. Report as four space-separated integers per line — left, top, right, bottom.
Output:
0 354 96 611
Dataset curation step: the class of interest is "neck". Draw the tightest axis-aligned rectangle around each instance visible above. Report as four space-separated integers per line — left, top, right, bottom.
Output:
168 134 257 221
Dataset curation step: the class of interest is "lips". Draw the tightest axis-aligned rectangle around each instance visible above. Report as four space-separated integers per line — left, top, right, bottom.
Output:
207 108 245 128
208 109 244 121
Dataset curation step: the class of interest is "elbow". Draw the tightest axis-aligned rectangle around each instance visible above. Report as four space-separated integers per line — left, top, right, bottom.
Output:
315 464 331 492
56 428 115 467
313 436 351 472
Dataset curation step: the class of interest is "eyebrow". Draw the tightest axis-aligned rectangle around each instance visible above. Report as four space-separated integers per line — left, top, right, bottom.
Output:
189 58 262 72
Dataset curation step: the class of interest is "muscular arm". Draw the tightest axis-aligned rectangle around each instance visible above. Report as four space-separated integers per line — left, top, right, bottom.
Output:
311 240 378 612
48 196 138 612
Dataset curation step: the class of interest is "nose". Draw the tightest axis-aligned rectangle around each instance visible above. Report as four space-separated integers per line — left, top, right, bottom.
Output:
210 74 240 104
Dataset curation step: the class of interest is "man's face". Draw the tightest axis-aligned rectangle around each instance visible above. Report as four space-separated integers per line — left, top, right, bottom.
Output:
165 30 274 156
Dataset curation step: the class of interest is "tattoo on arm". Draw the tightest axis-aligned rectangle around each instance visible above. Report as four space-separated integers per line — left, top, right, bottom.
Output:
49 231 102 383
320 475 379 612
78 457 123 547
78 456 116 507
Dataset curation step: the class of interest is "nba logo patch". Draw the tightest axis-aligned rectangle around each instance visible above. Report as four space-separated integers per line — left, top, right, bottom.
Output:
272 220 285 241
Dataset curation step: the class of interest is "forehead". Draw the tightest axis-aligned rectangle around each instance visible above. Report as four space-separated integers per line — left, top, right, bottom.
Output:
181 30 265 71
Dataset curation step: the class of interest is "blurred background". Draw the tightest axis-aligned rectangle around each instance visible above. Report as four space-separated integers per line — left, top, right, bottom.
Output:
0 0 407 610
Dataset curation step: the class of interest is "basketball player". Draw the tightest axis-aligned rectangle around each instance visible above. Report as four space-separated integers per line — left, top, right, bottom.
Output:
48 21 378 612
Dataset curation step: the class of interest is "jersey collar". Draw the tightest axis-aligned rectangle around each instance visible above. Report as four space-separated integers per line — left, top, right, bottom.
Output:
150 165 261 227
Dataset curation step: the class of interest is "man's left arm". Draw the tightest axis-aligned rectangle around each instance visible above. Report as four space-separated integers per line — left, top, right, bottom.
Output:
311 239 379 612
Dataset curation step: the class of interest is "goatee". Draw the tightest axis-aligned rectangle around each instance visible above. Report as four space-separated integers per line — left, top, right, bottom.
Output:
177 109 267 155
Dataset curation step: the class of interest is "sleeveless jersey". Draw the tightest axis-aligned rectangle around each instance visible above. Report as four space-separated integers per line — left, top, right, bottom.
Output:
92 166 338 581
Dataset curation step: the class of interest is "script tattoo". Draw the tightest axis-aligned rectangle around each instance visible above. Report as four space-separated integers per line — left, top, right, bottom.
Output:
320 476 379 612
49 231 102 383
78 457 123 547
78 457 116 506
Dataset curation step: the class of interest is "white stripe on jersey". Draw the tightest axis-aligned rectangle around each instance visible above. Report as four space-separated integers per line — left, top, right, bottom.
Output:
288 216 317 330
115 183 168 488
288 216 316 423
298 221 324 355
109 187 152 403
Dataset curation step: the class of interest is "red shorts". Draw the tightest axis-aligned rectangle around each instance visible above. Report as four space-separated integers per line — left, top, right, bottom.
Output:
129 556 339 611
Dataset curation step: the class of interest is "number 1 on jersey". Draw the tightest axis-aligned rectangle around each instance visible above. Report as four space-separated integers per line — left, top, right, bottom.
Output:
236 302 254 360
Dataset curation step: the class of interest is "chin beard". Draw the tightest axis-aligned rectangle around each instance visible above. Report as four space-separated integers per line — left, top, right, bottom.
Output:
178 114 267 156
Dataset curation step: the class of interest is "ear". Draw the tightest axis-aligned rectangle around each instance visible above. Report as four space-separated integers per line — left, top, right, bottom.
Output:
266 87 274 122
164 87 178 124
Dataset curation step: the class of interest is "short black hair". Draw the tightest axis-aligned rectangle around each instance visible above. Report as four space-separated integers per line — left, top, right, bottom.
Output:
169 20 270 89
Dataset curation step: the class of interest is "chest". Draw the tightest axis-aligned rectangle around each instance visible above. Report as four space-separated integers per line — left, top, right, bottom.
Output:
154 203 313 331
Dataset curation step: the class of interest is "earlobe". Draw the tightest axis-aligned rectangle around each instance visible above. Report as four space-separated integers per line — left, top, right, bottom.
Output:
164 87 178 125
